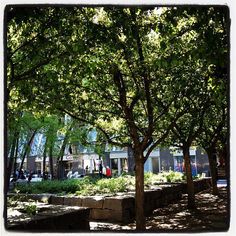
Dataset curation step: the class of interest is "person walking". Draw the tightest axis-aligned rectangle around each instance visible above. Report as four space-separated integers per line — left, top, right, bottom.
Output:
28 171 33 183
99 163 103 178
106 166 112 178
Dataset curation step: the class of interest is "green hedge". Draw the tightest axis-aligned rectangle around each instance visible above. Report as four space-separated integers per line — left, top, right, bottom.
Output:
13 171 187 196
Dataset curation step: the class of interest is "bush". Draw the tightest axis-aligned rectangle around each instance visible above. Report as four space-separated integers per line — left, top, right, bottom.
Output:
97 177 127 193
75 176 130 195
13 183 34 194
144 171 185 185
14 179 83 194
24 203 38 215
13 171 188 196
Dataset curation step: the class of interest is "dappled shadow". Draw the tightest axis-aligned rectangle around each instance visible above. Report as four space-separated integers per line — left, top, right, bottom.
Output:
90 187 229 231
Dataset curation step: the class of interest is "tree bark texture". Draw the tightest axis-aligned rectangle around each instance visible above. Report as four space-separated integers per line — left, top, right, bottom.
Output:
222 143 228 180
6 131 19 191
13 136 19 178
206 147 219 195
19 129 37 171
134 151 145 231
42 137 48 180
183 145 195 209
56 123 73 179
49 144 54 179
56 137 68 179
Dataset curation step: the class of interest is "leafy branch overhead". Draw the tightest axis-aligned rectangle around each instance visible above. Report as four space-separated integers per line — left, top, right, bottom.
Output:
6 6 228 230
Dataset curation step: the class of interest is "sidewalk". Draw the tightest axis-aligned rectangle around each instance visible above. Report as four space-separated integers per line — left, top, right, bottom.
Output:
90 186 229 232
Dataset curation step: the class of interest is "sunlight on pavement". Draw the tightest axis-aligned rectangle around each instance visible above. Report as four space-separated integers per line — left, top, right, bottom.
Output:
90 187 228 231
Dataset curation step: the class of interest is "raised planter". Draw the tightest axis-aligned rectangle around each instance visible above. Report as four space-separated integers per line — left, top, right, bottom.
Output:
8 178 212 224
7 204 90 231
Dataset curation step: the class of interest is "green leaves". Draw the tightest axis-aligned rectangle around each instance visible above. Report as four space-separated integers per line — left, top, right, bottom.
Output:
6 6 228 156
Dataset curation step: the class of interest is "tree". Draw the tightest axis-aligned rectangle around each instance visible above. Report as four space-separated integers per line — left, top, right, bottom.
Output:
7 7 178 229
18 113 42 171
154 6 229 207
198 7 228 190
40 114 62 179
198 105 227 195
6 112 42 189
6 6 229 229
6 114 21 190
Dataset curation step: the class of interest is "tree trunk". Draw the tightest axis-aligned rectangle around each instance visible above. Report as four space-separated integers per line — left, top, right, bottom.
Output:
49 143 54 179
13 136 19 179
183 145 195 209
134 150 145 230
222 143 228 180
42 137 48 180
206 147 218 195
56 139 67 179
6 131 19 191
56 123 73 179
19 130 37 171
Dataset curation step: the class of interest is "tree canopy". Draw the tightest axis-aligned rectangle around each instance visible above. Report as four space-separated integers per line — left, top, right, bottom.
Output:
6 6 229 230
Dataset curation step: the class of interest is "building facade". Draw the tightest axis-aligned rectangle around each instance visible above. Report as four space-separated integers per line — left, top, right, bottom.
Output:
19 145 209 178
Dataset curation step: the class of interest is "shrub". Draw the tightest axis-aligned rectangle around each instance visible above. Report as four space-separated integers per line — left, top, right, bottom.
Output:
14 179 83 194
144 172 155 185
24 203 38 215
13 171 188 196
97 177 127 193
15 183 35 194
144 171 185 184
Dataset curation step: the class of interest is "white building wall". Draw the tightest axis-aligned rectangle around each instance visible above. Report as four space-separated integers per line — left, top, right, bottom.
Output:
110 152 128 159
145 149 160 157
173 148 196 156
144 158 153 172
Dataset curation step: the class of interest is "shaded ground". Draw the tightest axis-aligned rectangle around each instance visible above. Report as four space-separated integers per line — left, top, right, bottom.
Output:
90 186 229 232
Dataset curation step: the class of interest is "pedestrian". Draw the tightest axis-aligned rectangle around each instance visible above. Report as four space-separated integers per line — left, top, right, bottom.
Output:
106 166 112 178
85 165 88 174
16 169 19 179
19 169 26 179
99 163 103 178
28 171 33 183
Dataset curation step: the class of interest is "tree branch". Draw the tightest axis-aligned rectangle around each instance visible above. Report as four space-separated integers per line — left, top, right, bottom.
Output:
10 35 39 57
59 108 129 148
144 108 186 162
130 9 154 145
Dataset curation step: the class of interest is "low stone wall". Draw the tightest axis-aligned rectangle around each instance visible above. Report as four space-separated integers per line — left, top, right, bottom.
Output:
7 204 90 231
192 178 212 193
8 178 212 223
47 194 135 223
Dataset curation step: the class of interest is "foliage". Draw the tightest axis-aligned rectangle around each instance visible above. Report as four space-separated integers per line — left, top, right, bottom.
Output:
24 203 38 215
144 171 185 184
13 179 83 194
7 196 38 215
14 172 188 195
6 6 228 159
6 6 228 229
76 177 129 195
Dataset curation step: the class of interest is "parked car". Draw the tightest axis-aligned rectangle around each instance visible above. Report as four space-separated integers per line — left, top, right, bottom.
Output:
67 171 84 179
30 174 43 182
72 174 84 179
16 178 27 183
